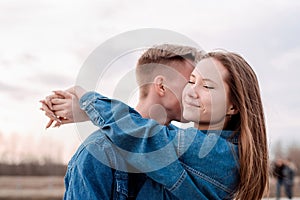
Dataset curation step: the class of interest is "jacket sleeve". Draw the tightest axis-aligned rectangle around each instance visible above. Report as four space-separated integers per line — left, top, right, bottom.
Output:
79 91 205 199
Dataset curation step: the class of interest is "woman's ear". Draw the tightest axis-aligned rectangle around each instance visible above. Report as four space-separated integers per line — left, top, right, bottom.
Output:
154 76 165 96
227 105 239 116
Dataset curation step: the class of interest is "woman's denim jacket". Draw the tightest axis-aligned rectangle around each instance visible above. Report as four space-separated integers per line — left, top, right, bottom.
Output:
75 92 240 199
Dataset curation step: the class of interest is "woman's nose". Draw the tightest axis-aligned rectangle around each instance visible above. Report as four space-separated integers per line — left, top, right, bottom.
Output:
186 85 199 99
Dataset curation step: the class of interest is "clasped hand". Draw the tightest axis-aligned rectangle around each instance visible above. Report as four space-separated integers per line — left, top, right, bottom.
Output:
39 86 89 128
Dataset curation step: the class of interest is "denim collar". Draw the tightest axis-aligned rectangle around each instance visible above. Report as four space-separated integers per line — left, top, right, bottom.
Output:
200 130 239 145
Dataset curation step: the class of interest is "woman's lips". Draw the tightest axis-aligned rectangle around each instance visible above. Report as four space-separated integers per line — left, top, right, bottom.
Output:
183 98 200 107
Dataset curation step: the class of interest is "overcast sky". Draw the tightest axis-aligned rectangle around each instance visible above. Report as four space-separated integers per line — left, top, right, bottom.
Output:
0 0 299 163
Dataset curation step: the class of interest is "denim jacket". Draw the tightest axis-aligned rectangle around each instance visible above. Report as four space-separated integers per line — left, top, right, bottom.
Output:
77 92 240 199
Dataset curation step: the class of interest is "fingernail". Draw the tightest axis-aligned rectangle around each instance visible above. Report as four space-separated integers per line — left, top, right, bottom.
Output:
55 117 62 123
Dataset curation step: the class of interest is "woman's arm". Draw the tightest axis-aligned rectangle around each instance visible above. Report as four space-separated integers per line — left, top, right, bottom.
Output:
40 88 214 198
40 86 90 128
78 91 206 199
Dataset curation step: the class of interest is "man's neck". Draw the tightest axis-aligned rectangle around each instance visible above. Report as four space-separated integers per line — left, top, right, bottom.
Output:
135 100 170 125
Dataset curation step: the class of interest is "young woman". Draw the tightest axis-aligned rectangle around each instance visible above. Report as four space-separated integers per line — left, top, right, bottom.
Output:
42 50 269 199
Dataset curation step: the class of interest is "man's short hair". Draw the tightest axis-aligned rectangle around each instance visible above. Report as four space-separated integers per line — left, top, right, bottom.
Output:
136 44 203 98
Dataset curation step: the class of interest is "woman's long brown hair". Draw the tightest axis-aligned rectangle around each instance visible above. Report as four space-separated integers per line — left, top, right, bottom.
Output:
203 51 269 199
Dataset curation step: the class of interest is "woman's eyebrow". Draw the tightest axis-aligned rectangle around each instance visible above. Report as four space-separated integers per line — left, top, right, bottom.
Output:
190 74 196 79
202 78 217 84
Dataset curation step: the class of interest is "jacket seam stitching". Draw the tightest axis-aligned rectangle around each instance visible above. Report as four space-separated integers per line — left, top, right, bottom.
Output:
168 170 187 192
87 100 105 126
180 162 233 194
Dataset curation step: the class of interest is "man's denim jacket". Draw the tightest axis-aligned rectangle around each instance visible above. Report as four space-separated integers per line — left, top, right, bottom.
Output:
67 92 240 199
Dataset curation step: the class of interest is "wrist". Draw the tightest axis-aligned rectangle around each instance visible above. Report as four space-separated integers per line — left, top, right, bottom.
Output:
74 86 87 99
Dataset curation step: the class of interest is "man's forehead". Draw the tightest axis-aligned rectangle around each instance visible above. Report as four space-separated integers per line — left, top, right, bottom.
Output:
170 59 195 72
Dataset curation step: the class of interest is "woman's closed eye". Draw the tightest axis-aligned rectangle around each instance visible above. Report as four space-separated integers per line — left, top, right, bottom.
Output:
188 80 215 89
203 85 214 89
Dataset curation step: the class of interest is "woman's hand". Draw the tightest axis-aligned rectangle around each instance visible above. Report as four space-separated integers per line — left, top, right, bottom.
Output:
40 86 89 128
50 90 89 124
40 93 64 128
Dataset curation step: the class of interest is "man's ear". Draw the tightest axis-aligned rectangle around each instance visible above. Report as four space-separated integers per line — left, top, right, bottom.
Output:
154 76 165 96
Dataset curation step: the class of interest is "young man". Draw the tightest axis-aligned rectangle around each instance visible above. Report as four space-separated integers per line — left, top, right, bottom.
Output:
41 44 201 199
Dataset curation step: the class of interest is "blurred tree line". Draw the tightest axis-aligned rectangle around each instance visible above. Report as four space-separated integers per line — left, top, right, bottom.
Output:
0 131 75 176
0 162 66 176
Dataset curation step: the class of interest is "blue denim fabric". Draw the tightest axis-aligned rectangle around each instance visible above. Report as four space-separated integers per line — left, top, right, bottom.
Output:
63 129 148 200
77 91 240 199
64 131 131 200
